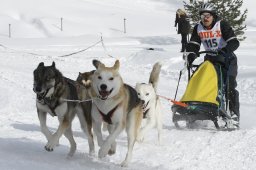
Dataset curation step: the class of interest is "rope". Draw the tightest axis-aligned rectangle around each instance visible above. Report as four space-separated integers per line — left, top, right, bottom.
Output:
0 44 47 57
60 98 92 103
0 35 114 58
100 35 115 58
57 39 102 57
158 94 188 107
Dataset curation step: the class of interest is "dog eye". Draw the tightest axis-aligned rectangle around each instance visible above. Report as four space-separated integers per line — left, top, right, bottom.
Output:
146 93 149 96
98 76 102 80
109 77 114 81
137 93 140 96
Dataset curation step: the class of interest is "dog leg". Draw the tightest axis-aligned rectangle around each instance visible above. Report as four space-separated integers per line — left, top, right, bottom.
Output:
157 125 163 145
137 119 155 143
157 116 163 145
121 119 137 167
64 125 77 157
92 119 104 147
77 111 95 156
156 102 163 145
98 123 124 159
107 124 116 155
45 116 69 152
121 134 135 167
38 111 53 142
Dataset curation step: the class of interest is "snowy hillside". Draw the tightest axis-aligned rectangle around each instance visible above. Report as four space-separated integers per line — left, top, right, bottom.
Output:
0 0 256 169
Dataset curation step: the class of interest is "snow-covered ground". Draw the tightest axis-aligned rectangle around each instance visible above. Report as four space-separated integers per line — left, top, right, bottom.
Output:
0 0 256 169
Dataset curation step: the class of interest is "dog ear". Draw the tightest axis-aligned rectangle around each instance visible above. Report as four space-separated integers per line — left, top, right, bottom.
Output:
92 60 104 69
38 62 44 67
113 60 120 71
51 62 55 68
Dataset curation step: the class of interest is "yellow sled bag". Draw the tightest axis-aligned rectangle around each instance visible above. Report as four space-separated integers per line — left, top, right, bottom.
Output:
181 60 219 105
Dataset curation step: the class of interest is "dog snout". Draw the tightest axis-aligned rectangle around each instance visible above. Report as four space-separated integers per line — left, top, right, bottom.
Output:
100 84 107 91
141 100 145 104
34 86 42 93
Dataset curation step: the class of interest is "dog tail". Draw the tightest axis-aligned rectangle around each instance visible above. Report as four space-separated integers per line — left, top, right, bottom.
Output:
149 62 162 92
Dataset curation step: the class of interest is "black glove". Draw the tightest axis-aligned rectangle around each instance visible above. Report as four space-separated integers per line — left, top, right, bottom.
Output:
218 48 228 56
187 53 196 66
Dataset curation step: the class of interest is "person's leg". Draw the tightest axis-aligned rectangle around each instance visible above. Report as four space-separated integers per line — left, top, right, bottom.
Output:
227 55 240 127
181 34 187 52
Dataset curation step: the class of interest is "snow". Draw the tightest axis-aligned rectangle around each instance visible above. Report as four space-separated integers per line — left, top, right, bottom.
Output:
0 0 256 169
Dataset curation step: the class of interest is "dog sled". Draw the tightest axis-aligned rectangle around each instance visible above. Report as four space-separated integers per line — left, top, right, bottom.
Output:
171 51 237 130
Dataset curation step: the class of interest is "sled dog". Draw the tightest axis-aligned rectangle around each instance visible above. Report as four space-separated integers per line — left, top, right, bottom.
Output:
76 70 95 89
135 62 163 144
90 59 143 167
33 62 94 157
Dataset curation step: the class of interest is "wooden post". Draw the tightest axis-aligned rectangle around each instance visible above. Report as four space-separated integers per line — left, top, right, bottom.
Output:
9 24 11 38
61 17 63 31
124 18 126 34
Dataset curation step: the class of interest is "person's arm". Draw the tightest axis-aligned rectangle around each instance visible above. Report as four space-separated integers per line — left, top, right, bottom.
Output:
220 20 240 52
184 24 201 65
175 13 178 27
186 24 201 53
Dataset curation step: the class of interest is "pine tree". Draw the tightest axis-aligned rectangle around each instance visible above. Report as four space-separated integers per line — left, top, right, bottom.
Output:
184 0 248 40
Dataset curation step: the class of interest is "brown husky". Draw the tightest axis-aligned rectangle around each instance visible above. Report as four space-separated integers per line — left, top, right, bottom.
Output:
89 59 143 167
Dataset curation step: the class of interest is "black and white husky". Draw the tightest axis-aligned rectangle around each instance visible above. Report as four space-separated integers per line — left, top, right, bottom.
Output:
33 62 94 157
135 62 163 144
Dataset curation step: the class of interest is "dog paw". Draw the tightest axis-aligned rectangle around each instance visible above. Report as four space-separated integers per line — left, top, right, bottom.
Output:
108 148 116 156
45 136 58 152
136 134 144 143
98 147 108 158
120 160 128 167
89 150 96 157
44 145 54 152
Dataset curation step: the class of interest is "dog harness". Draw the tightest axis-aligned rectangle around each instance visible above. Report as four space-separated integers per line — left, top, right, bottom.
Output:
142 101 150 119
96 103 120 124
143 108 150 119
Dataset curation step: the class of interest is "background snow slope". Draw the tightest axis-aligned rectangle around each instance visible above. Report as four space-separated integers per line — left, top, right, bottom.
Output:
0 0 256 169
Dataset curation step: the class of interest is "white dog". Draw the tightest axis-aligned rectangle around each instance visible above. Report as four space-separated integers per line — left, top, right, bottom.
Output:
89 60 143 167
135 62 162 144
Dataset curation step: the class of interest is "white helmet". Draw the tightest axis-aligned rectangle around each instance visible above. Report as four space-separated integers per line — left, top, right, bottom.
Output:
199 3 216 15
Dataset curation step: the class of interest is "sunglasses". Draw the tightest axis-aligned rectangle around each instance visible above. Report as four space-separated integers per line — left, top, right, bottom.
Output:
200 13 212 19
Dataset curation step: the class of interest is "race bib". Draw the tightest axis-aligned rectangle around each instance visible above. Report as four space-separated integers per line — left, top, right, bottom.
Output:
197 21 226 52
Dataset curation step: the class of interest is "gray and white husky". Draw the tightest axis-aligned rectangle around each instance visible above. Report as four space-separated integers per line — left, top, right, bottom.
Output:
89 59 143 167
135 62 163 144
33 62 94 157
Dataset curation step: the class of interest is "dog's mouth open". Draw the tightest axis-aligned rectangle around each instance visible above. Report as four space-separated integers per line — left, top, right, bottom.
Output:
33 87 51 102
98 88 113 100
35 91 47 101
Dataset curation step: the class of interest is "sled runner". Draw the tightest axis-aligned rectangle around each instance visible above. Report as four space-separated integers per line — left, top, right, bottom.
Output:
172 51 237 130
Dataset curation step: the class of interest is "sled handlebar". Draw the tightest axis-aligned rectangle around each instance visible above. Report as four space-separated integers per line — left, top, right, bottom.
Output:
196 51 218 57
